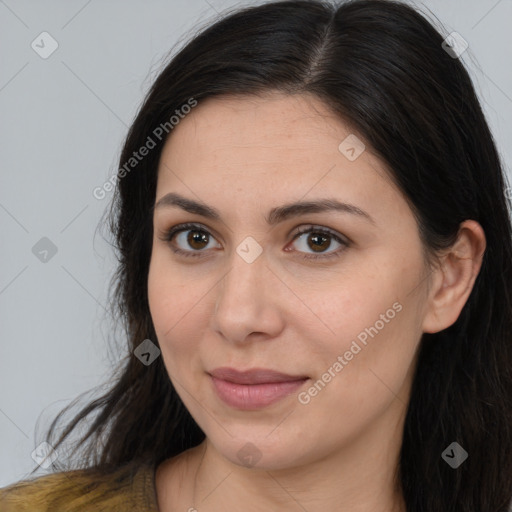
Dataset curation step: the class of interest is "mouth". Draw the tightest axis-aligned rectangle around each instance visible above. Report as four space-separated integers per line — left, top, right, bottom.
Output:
208 367 309 410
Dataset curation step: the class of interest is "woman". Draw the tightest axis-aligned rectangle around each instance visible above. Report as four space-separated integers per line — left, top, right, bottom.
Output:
2 0 512 510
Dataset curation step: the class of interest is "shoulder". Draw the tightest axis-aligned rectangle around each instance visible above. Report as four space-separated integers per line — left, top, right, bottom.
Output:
0 468 91 512
0 461 159 512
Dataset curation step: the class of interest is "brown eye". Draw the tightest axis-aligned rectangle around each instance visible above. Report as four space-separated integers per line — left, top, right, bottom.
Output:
161 223 348 261
161 223 221 259
290 226 348 260
186 230 210 250
305 233 331 252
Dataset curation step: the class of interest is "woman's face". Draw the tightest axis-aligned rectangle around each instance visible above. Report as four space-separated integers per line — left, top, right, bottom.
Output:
148 92 432 470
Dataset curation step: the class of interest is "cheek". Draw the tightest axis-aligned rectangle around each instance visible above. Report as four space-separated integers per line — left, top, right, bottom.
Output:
294 302 419 451
304 270 400 352
147 254 200 365
301 261 422 396
148 247 203 329
305 293 409 394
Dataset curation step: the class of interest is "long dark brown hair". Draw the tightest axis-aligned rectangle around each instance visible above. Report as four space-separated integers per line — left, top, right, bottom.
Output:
13 0 512 510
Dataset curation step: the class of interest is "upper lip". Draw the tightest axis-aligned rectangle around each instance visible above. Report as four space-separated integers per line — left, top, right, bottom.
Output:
209 367 308 385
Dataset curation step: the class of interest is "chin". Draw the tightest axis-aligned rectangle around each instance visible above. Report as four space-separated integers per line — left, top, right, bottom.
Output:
207 431 313 471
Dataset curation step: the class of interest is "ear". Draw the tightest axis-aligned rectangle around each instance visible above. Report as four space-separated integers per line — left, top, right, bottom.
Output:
422 220 486 334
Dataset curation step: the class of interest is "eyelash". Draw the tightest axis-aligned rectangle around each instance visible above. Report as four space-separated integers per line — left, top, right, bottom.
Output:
159 222 349 261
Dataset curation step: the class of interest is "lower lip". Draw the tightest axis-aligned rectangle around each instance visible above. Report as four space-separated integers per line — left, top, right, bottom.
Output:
210 375 308 410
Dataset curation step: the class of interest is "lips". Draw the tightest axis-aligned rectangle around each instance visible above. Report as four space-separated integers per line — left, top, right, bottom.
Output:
208 367 309 409
209 367 308 385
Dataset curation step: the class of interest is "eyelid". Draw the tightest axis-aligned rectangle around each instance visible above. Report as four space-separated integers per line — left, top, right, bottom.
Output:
158 222 349 260
291 225 350 245
157 222 222 245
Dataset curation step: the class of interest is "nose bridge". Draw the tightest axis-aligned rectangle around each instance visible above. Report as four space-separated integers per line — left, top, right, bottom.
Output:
216 241 267 312
212 240 282 341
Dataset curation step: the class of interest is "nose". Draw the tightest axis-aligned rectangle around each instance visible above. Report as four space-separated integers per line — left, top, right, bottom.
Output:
211 244 284 345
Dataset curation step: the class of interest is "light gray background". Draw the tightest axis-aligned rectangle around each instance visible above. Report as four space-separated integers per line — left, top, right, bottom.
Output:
1 0 511 487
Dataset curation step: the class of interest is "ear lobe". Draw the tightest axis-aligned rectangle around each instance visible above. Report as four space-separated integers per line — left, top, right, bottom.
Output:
421 220 486 334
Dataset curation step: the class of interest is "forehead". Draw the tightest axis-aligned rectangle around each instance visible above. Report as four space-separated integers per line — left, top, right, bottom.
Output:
161 92 358 166
154 92 407 227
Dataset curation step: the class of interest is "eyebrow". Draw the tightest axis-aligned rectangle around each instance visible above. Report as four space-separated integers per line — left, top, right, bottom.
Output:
153 192 375 226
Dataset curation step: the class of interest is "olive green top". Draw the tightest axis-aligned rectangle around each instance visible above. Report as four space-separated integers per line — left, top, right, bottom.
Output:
0 461 160 511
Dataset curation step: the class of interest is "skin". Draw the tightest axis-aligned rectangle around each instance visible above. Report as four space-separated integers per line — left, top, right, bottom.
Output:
148 91 486 512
